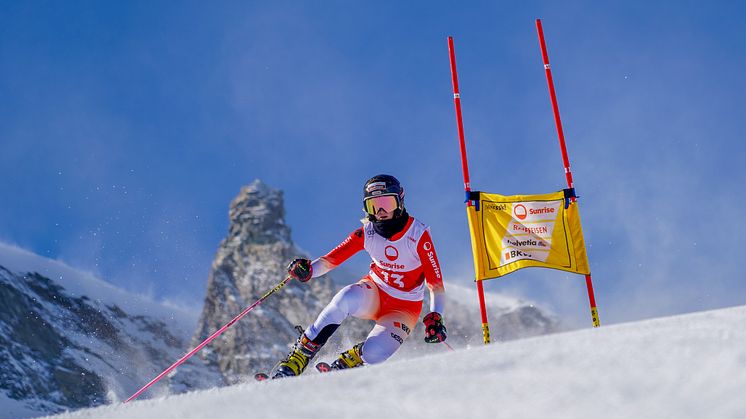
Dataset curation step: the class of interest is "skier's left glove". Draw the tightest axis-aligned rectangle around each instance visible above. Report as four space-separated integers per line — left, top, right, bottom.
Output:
287 258 313 282
423 312 447 343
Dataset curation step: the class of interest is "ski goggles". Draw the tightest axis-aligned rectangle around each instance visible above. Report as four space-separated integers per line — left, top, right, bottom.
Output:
364 194 401 216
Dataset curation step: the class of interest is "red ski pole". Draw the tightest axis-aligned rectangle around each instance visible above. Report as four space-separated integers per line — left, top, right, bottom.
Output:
124 275 294 403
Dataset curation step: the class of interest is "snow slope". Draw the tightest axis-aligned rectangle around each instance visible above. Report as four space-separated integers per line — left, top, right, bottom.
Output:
49 305 746 419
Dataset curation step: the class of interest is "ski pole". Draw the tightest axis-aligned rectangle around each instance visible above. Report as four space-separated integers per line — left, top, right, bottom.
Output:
124 275 294 403
441 341 454 351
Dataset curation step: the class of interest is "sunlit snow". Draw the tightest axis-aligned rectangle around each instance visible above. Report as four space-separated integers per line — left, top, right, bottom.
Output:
48 305 746 419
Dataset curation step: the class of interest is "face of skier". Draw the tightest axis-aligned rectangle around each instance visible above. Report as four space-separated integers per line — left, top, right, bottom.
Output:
364 194 399 221
374 207 395 220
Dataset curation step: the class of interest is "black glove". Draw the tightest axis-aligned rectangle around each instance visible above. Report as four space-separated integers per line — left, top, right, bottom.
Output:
287 258 313 282
423 312 447 343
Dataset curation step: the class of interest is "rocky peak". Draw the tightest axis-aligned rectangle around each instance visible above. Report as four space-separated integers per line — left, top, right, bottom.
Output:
189 180 337 384
227 179 291 245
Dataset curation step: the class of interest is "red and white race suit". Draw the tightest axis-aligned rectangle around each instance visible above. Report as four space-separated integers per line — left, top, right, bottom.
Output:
305 216 446 364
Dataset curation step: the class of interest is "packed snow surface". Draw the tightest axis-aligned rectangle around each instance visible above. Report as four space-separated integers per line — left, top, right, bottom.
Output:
49 305 746 419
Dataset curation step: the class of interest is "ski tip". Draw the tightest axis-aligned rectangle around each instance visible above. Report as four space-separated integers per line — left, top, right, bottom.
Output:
315 362 331 373
254 372 270 382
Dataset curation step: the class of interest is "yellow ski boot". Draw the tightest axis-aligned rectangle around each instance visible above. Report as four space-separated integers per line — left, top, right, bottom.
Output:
330 342 365 370
272 334 320 378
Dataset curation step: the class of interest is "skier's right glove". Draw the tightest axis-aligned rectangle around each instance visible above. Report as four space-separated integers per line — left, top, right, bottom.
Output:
287 258 313 282
423 312 447 343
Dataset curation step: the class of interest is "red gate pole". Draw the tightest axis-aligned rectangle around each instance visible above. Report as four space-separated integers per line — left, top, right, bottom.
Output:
536 19 600 327
448 36 491 344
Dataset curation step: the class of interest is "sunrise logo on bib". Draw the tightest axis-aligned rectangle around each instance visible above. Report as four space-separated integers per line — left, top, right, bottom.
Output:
384 245 399 261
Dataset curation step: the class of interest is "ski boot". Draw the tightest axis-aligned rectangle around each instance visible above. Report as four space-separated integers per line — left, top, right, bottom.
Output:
272 334 321 378
330 342 365 370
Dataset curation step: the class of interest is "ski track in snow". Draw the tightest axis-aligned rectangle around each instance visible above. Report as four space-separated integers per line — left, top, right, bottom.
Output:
45 305 746 419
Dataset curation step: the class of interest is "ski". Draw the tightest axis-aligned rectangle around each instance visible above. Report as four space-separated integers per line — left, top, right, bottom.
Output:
254 359 283 382
256 361 334 380
315 362 332 373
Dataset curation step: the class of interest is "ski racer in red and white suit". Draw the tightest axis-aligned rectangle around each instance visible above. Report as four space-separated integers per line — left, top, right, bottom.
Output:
273 174 447 377
305 215 446 364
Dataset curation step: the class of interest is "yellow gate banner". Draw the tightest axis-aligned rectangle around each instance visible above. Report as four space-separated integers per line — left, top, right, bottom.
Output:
466 190 590 280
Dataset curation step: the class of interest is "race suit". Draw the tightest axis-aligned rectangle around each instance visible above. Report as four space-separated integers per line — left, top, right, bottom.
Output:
304 216 445 364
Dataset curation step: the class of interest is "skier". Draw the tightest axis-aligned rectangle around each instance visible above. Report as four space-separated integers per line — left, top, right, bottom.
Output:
272 174 448 377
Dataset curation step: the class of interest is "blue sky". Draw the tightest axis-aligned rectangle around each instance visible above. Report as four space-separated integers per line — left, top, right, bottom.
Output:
2 1 744 327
